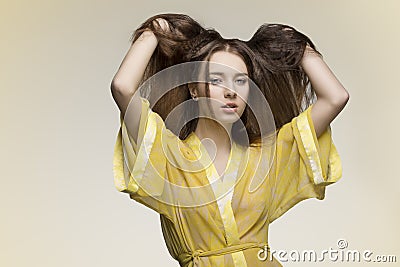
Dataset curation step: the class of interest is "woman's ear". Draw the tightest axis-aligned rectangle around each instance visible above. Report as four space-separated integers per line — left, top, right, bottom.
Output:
188 84 197 97
188 84 199 101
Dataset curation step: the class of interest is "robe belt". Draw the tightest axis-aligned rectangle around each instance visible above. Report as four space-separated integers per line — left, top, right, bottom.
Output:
177 242 270 266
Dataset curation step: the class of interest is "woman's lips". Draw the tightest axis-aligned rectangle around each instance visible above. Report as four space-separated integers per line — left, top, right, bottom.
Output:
221 103 238 113
221 106 238 113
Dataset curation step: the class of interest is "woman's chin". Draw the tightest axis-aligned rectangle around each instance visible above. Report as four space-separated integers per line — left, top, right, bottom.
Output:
214 113 242 124
199 108 244 125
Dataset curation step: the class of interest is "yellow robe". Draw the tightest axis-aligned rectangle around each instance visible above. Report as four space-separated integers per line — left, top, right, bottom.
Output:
113 97 342 267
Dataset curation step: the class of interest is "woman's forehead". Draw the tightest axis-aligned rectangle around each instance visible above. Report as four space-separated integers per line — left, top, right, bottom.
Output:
208 52 248 75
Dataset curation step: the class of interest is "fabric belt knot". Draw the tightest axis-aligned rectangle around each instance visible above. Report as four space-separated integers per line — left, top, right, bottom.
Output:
191 250 201 265
177 242 270 267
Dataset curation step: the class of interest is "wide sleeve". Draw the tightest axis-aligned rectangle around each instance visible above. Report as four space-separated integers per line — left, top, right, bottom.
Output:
268 104 342 223
112 97 173 219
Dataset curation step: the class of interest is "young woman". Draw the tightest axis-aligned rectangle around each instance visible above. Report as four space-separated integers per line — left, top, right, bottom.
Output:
111 13 349 267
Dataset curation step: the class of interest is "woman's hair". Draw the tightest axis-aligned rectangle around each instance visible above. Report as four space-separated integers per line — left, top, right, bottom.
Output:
130 13 206 83
130 13 321 145
246 23 321 130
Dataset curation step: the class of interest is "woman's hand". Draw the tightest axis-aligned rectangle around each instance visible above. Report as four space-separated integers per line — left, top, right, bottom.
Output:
152 18 171 32
302 44 323 60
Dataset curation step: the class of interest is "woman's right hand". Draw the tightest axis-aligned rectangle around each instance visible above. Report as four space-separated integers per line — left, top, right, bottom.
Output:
152 18 171 33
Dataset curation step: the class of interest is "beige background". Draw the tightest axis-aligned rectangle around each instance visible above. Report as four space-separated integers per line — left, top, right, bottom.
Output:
1 0 399 266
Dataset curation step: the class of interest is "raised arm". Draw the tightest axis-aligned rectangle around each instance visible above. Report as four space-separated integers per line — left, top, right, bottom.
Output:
111 30 158 116
110 19 169 143
300 46 350 137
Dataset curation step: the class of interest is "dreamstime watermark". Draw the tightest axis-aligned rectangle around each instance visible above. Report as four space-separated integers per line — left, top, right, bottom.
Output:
257 239 397 263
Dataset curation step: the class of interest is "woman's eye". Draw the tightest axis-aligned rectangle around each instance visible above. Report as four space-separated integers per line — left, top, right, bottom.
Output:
235 78 247 85
210 78 222 84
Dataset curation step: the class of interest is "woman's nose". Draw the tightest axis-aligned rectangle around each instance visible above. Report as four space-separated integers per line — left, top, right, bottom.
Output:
224 83 237 98
224 89 237 98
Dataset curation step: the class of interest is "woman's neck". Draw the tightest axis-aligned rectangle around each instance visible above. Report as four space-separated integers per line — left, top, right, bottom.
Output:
194 118 232 151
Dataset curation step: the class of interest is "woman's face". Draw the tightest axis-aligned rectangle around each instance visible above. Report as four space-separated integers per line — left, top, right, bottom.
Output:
196 51 250 124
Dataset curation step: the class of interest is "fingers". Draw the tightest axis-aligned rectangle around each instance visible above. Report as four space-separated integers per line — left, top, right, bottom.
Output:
303 44 322 59
153 18 171 32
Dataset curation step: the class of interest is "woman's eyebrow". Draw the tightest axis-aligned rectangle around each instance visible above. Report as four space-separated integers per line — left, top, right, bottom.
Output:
209 72 249 77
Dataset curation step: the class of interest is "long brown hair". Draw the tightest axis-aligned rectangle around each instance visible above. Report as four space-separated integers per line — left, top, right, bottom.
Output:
129 14 321 145
247 23 321 129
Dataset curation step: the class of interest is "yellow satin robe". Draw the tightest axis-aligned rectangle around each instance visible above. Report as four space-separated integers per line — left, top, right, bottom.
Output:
112 97 342 267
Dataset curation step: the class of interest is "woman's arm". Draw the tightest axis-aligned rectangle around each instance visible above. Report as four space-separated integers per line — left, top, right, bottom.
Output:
300 46 350 137
111 30 158 115
111 19 169 143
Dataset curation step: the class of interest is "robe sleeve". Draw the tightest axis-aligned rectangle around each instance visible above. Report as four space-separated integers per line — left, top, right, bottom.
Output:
112 97 174 219
268 104 342 223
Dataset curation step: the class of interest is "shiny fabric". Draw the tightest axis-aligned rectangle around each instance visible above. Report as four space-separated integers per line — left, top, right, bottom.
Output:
112 97 342 266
